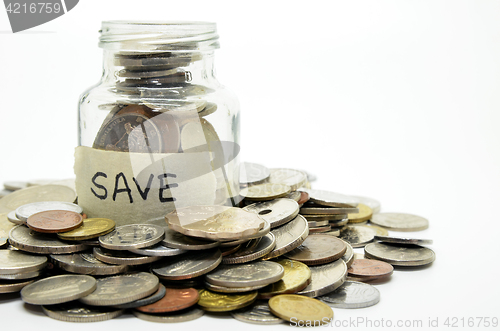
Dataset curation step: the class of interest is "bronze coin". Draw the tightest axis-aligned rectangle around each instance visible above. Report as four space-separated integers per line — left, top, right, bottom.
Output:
27 210 83 233
347 259 394 279
297 191 310 205
135 287 199 313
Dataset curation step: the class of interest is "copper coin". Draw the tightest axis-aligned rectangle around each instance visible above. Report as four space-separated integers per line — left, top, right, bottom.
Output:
27 210 83 233
135 287 199 313
297 191 310 205
347 259 393 279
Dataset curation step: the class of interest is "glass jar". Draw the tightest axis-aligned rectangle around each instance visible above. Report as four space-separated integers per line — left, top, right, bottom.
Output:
75 21 240 226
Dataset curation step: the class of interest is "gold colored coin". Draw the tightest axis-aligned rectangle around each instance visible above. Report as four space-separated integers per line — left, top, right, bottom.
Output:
269 294 333 325
0 213 16 238
57 218 116 241
258 259 311 299
197 289 257 312
347 203 373 223
240 183 291 201
355 224 389 236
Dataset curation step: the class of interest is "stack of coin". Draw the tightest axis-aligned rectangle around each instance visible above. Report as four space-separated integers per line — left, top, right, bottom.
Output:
0 170 435 325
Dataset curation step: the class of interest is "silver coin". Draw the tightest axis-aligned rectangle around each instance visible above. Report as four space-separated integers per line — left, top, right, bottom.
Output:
112 283 166 309
79 272 159 306
339 225 377 248
300 205 359 215
0 189 13 198
303 214 348 221
240 162 270 185
9 225 89 254
341 240 355 267
0 270 42 280
206 260 284 288
350 195 381 214
330 218 349 227
364 242 436 266
133 307 204 323
231 301 284 325
0 278 36 293
15 201 83 222
99 224 165 250
223 234 276 264
3 181 28 191
0 237 7 248
204 281 268 293
42 302 124 322
151 249 222 280
263 215 309 259
129 243 187 256
374 235 433 245
307 220 329 227
0 250 47 275
318 281 380 309
371 213 429 232
162 227 220 251
312 229 340 237
21 274 97 305
93 247 162 265
297 259 347 297
218 219 271 246
284 191 301 202
51 252 130 275
243 198 299 228
299 189 359 208
7 211 24 225
268 168 307 191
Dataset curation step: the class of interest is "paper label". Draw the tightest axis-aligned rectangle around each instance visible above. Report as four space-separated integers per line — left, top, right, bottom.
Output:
74 146 217 226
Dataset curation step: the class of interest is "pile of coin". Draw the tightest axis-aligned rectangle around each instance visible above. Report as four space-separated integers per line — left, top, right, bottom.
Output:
0 166 435 324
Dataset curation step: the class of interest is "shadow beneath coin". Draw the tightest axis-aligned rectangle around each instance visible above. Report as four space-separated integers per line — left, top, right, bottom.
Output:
347 276 392 285
23 302 44 316
393 263 434 272
0 292 20 303
204 311 233 319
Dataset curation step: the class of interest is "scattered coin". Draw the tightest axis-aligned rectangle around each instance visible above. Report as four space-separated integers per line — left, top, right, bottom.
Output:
355 224 388 236
0 278 36 293
231 301 284 325
318 281 380 309
219 219 270 246
307 220 329 227
197 289 257 312
220 244 242 256
222 233 276 264
347 203 373 223
132 307 204 323
300 205 359 215
151 249 222 280
0 237 8 248
269 294 333 325
57 218 115 241
243 198 299 228
284 191 301 202
0 185 77 214
93 247 162 265
0 269 43 280
339 225 377 248
308 225 332 233
299 189 359 208
99 224 165 250
51 252 130 275
27 210 83 233
0 189 13 198
297 191 310 205
16 201 82 222
166 206 265 240
370 212 429 232
268 169 307 191
111 283 167 309
135 287 199 313
263 215 309 260
258 259 311 299
0 250 47 275
364 242 436 266
206 260 284 288
284 235 346 266
240 162 270 185
9 225 89 254
203 281 267 293
297 259 347 297
341 240 355 267
42 301 124 322
21 274 97 305
240 183 291 201
347 259 394 280
330 218 349 227
162 227 220 250
374 235 433 245
129 243 187 257
79 272 159 306
7 211 24 225
3 181 28 191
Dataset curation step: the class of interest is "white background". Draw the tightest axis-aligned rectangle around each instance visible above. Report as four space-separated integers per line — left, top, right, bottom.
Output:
1 1 499 330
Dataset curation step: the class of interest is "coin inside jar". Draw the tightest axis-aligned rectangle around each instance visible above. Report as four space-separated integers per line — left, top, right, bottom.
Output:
27 210 83 233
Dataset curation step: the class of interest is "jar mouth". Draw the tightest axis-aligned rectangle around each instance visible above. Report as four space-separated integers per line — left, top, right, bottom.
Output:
99 21 219 52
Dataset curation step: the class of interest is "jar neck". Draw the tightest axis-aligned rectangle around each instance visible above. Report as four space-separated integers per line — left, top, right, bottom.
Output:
101 50 217 87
